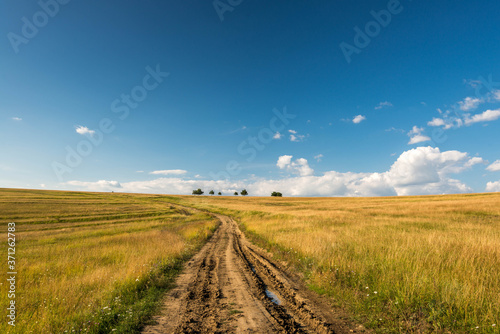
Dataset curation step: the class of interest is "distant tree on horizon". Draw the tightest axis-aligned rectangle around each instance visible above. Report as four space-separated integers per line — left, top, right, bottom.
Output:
209 190 215 195
271 191 282 197
218 192 222 195
234 192 238 196
192 189 204 195
241 189 248 196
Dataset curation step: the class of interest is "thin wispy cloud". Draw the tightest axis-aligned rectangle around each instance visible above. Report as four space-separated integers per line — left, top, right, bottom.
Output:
314 154 324 162
385 127 405 133
290 134 305 142
226 125 247 135
11 117 22 121
375 101 393 110
273 132 282 139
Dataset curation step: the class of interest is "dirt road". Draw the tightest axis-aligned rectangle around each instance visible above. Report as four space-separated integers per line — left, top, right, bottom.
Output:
143 211 364 333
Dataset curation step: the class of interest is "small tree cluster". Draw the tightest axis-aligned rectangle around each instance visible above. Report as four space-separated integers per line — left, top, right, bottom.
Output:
241 189 248 196
192 189 204 195
271 191 282 197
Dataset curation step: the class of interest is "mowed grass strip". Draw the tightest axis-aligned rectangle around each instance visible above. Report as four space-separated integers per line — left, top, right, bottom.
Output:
0 189 217 333
175 193 500 333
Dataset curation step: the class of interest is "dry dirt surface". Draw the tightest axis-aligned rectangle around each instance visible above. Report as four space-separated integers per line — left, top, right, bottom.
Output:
143 209 368 334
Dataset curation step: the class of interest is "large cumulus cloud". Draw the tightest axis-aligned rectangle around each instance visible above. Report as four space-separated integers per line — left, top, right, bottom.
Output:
64 147 486 197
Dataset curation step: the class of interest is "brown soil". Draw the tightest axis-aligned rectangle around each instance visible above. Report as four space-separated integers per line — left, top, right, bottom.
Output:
142 210 370 334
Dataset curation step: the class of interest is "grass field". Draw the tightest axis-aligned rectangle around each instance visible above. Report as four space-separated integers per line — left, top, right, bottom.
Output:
175 193 500 333
0 188 217 334
1 189 499 333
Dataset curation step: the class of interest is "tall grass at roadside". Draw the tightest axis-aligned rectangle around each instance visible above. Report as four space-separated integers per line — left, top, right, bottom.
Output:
176 193 500 333
0 189 217 333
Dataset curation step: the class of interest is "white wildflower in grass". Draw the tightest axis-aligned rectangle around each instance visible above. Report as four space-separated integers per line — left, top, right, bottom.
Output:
374 291 377 294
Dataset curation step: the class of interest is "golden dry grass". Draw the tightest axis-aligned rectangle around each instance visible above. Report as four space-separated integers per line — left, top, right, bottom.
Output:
0 189 217 333
176 193 500 333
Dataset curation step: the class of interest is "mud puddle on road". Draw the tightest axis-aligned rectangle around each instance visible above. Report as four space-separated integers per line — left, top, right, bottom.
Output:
265 289 282 305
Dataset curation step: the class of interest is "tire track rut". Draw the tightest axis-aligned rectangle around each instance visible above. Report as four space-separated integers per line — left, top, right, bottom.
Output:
143 207 362 334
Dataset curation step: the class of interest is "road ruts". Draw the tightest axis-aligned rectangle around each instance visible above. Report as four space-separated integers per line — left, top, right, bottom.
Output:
142 206 361 334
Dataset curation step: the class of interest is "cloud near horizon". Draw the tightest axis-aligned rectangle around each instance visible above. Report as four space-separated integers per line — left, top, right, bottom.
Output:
149 169 187 175
63 147 488 197
486 160 500 172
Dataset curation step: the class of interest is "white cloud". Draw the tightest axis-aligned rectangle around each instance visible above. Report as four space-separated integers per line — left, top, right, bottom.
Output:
64 147 482 197
66 180 121 191
458 97 483 111
276 155 314 176
408 135 431 145
464 109 500 125
375 101 393 110
149 169 187 175
314 154 324 162
276 155 293 169
290 134 305 142
352 115 366 124
75 125 95 136
486 181 500 192
11 117 22 121
427 118 446 127
493 90 500 101
407 126 430 145
287 129 306 142
273 132 282 139
408 126 423 136
486 160 500 172
464 157 485 168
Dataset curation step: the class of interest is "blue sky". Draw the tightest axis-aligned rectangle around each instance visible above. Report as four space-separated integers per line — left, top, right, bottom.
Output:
1 0 500 196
